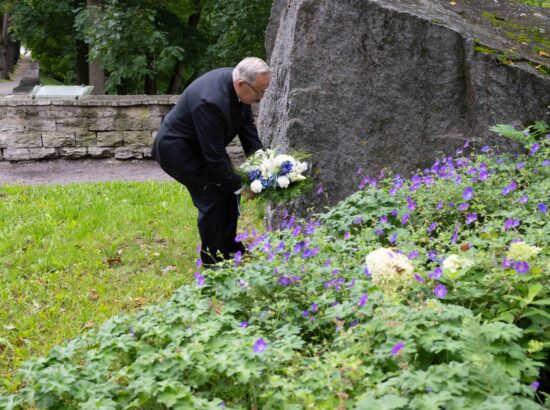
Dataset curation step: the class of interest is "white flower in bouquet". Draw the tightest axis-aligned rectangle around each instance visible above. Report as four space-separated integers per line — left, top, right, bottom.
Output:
365 248 414 294
277 176 290 188
441 254 475 273
250 180 263 193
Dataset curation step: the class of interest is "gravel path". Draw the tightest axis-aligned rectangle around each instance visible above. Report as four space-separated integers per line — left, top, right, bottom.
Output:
0 158 173 185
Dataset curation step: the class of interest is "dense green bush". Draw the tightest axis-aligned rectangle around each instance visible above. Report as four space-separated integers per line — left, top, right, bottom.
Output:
1 122 548 409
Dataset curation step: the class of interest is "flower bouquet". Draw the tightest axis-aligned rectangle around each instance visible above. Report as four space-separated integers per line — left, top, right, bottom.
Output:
239 148 311 202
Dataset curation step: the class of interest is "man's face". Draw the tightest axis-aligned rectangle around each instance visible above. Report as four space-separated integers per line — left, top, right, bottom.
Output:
236 73 271 104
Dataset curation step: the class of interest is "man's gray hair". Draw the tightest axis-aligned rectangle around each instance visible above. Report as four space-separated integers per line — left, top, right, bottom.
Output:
232 57 271 84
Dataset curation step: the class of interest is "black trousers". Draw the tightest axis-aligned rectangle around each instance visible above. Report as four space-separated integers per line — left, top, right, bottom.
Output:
152 135 244 265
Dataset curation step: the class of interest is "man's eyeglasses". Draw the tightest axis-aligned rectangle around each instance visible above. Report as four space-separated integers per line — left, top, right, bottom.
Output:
244 81 267 98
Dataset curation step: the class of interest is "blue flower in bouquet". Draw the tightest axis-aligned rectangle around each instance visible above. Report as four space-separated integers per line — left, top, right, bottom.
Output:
279 161 293 176
247 169 261 182
261 177 275 188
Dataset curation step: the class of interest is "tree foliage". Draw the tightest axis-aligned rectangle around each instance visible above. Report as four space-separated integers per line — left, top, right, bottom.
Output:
5 0 272 93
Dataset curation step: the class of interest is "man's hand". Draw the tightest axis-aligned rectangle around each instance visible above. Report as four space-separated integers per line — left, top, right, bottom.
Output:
240 186 256 200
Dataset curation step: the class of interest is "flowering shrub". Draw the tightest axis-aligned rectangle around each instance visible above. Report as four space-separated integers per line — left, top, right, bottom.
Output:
0 121 548 409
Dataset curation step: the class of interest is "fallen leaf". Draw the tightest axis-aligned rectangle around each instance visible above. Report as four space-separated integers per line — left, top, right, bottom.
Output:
134 297 145 307
82 321 95 330
88 289 99 301
210 299 224 315
161 265 177 274
460 243 471 252
106 251 122 267
538 50 549 58
450 1 456 5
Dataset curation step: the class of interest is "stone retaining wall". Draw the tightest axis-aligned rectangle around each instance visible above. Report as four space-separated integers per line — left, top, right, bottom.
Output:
0 95 249 164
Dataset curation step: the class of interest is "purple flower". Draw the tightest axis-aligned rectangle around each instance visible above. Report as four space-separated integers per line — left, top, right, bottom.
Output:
408 250 419 260
407 197 417 210
291 226 301 236
428 250 439 261
316 184 323 195
465 213 477 225
462 187 474 201
279 276 291 286
503 218 521 231
516 162 525 170
353 216 363 225
437 201 444 210
359 293 369 307
311 303 318 313
391 341 405 356
514 261 530 274
428 267 443 280
401 214 410 225
302 311 309 318
543 160 549 167
458 203 470 212
349 320 359 328
530 381 540 391
194 271 205 287
344 231 351 240
253 338 268 353
519 195 528 205
427 222 438 232
501 180 518 196
302 247 320 258
324 258 331 267
389 233 398 244
479 170 489 181
195 243 201 254
234 251 242 264
364 267 371 277
501 257 514 269
380 215 388 224
414 274 425 283
434 284 448 298
196 258 203 268
481 146 490 153
375 229 384 236
529 143 540 156
239 321 248 328
391 209 398 217
538 203 548 214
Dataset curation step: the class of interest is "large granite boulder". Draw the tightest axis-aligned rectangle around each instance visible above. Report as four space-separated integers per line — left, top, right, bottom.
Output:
258 0 550 223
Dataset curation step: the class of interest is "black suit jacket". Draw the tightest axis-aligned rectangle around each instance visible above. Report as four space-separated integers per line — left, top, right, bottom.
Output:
155 67 263 193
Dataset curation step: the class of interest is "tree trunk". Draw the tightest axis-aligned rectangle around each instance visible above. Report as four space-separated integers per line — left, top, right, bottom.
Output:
0 13 19 80
167 61 184 94
75 39 89 85
87 0 105 94
144 53 157 94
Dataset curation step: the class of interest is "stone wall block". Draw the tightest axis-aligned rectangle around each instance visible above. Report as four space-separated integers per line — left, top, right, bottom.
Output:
28 147 59 160
88 118 116 131
123 131 153 146
113 119 147 131
114 146 144 160
142 147 152 158
23 120 56 132
75 132 97 147
97 131 124 147
42 132 76 148
2 132 43 148
4 148 30 161
88 147 114 158
59 147 88 159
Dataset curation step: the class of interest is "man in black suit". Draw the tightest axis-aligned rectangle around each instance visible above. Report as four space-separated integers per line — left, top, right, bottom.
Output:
152 57 270 266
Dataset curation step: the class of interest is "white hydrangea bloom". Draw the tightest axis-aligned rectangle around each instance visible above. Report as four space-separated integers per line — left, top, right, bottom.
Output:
274 154 295 167
441 254 475 273
507 241 541 261
277 176 290 188
250 180 263 193
365 248 414 293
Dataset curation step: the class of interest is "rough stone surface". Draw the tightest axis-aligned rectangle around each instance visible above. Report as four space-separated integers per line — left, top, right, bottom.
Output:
258 0 550 222
114 146 144 160
59 147 88 159
42 132 76 148
88 147 114 158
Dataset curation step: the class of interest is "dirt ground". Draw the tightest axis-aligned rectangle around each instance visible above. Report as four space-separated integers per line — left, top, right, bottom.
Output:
0 158 173 185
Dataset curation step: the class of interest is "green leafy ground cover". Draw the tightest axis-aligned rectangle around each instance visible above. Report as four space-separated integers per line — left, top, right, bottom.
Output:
0 181 262 392
0 122 549 409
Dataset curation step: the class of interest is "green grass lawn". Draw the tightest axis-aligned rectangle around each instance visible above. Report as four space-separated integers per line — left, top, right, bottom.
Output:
0 181 263 391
